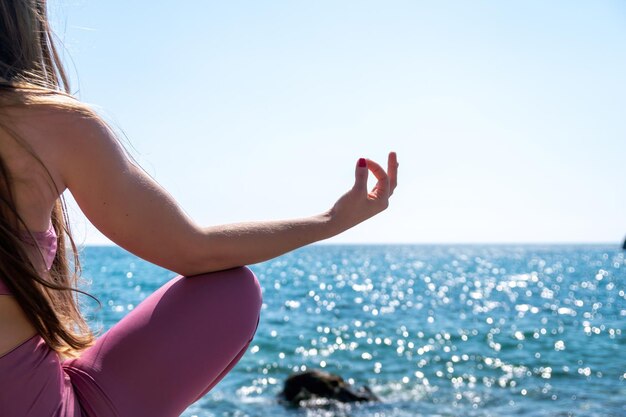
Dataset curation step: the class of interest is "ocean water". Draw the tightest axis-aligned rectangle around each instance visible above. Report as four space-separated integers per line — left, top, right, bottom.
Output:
78 244 625 417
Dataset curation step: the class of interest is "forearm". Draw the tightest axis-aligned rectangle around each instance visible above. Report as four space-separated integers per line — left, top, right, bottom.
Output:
187 211 342 274
173 153 397 276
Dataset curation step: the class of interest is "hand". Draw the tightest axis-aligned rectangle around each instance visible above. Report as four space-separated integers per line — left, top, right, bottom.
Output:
328 152 399 233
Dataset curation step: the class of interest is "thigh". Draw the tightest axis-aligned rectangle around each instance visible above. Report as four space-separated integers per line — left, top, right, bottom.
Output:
63 267 262 417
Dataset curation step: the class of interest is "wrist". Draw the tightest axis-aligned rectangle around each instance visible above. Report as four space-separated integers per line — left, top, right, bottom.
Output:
320 207 347 238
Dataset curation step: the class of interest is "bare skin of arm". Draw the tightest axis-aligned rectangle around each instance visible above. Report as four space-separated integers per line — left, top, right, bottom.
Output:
39 108 399 276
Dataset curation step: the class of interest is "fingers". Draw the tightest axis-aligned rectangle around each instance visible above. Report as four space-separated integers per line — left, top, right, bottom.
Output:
365 158 389 184
353 153 398 199
364 158 390 199
354 157 369 191
388 152 398 196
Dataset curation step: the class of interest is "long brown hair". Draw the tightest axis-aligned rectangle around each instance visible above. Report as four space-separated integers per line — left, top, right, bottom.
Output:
0 0 98 358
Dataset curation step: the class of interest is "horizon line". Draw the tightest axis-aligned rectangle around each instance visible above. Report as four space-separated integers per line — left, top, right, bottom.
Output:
78 241 623 248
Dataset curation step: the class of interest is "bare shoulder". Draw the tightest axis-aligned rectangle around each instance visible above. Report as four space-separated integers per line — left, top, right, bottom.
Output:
2 95 128 190
9 96 106 141
5 96 109 145
2 95 104 150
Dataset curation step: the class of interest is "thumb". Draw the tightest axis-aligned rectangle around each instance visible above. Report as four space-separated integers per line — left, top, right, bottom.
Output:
354 157 368 191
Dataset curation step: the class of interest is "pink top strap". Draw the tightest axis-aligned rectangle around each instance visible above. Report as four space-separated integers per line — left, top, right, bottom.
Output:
0 223 58 296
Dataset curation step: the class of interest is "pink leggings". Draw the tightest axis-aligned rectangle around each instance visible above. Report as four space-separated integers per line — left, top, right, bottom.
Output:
0 267 262 417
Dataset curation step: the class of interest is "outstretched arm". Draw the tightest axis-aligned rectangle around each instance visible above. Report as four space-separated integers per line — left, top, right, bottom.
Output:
196 153 398 273
49 110 398 275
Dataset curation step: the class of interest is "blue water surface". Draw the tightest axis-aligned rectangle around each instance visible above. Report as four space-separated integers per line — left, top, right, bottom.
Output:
78 244 626 417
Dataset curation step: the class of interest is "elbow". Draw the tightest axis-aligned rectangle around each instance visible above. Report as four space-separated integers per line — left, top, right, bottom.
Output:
171 248 242 277
165 229 247 276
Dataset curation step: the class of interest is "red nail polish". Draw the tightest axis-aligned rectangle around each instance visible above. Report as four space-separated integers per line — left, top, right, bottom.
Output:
358 158 366 167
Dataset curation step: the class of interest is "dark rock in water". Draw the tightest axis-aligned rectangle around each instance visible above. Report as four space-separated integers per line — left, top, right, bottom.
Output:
622 237 626 250
278 369 380 407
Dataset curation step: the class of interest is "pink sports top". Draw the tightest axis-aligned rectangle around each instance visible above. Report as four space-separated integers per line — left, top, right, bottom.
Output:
0 222 58 296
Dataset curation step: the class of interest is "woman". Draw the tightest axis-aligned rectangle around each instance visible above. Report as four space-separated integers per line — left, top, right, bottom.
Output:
0 1 398 416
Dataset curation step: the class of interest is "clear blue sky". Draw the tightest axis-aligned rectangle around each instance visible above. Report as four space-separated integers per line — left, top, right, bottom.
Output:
49 0 626 245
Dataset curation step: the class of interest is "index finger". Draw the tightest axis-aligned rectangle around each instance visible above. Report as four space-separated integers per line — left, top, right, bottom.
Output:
365 158 390 192
366 158 388 179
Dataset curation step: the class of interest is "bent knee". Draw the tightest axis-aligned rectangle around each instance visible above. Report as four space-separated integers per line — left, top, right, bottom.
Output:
185 267 262 336
224 266 263 313
186 266 261 301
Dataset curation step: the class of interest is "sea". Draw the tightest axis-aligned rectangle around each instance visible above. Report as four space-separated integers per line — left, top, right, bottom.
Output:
77 244 625 417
